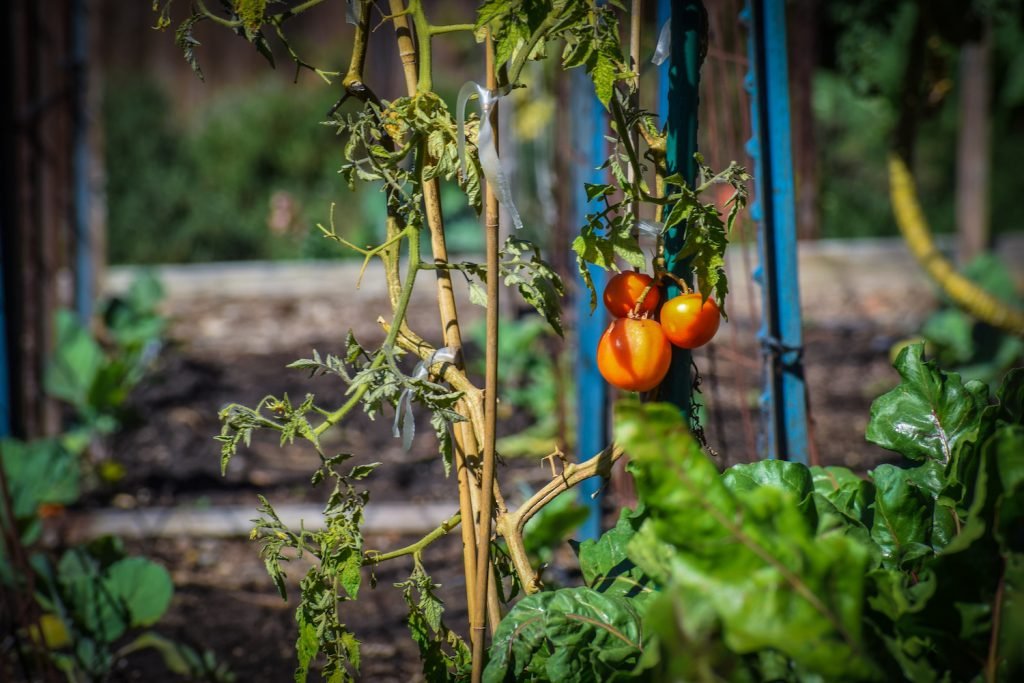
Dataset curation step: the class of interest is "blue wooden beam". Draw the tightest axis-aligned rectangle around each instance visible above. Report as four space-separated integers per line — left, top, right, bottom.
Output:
744 0 809 463
572 70 609 541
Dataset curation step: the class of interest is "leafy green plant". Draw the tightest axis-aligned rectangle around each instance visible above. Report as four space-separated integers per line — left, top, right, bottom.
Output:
26 536 232 683
1 274 233 682
485 344 1022 681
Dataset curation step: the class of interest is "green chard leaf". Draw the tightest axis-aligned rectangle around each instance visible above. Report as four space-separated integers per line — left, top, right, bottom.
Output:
617 400 875 680
484 586 646 683
866 344 988 466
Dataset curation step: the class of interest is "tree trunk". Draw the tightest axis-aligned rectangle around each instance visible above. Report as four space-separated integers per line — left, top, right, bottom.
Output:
955 25 991 266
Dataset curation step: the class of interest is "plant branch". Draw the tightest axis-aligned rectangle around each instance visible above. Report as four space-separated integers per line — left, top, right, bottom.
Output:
273 0 329 23
431 23 476 35
490 443 624 597
194 0 242 27
342 0 372 90
363 512 461 564
313 228 421 437
502 12 557 88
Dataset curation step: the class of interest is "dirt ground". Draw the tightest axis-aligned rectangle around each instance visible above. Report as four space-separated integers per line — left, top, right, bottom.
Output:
65 248 944 682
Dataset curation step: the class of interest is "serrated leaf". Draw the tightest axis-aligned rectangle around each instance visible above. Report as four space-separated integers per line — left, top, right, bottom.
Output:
175 14 205 80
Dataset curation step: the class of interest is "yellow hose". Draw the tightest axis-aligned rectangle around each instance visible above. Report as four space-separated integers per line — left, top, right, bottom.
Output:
888 153 1024 336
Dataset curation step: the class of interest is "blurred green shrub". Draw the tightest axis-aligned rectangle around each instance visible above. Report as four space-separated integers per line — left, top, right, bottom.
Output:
104 76 370 264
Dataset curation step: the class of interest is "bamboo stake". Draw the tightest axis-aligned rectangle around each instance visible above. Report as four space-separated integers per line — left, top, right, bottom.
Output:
387 0 483 648
470 33 501 683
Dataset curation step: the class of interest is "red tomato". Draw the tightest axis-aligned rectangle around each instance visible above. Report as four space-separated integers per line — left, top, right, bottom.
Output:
660 293 721 349
596 318 672 392
603 272 661 318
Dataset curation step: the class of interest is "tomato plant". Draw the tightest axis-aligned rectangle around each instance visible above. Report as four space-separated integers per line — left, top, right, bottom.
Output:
602 271 660 318
596 318 672 392
659 292 721 349
152 1 749 680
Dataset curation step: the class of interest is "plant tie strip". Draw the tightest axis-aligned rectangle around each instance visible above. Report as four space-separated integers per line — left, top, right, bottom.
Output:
345 0 361 25
456 81 524 231
636 219 663 237
759 334 804 369
393 346 459 451
651 21 671 66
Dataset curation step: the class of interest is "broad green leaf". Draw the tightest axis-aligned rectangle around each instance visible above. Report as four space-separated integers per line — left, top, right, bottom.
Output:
722 458 814 499
572 506 653 605
868 463 939 569
811 465 873 523
866 344 988 465
617 400 873 679
484 587 645 683
0 439 79 520
58 549 129 643
105 557 174 626
44 309 105 410
988 367 1024 428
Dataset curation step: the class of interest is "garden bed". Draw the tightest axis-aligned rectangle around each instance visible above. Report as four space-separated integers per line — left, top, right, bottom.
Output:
66 250 942 680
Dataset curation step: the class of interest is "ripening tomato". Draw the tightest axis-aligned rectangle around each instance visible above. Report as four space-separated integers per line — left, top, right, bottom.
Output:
603 272 661 318
660 293 721 349
596 318 672 392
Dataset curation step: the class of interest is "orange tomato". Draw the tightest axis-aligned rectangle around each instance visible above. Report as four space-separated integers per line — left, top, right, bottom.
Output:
603 272 661 318
596 318 672 392
660 293 721 349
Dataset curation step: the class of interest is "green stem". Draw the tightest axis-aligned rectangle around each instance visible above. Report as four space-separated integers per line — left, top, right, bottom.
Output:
363 513 461 564
273 0 329 23
610 95 649 195
407 0 433 93
194 0 241 27
343 0 372 88
503 13 557 88
430 23 476 35
313 228 421 437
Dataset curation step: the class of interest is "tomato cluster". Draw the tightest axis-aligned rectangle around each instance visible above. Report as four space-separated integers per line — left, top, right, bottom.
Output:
596 272 721 392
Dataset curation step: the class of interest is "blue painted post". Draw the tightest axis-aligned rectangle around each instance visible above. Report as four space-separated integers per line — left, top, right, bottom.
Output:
743 0 809 463
659 0 703 412
572 70 609 541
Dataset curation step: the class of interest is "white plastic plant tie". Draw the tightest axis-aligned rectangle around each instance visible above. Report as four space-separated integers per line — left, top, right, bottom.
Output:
636 219 664 263
392 346 458 451
345 0 361 26
456 81 524 231
637 219 664 237
652 21 671 66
